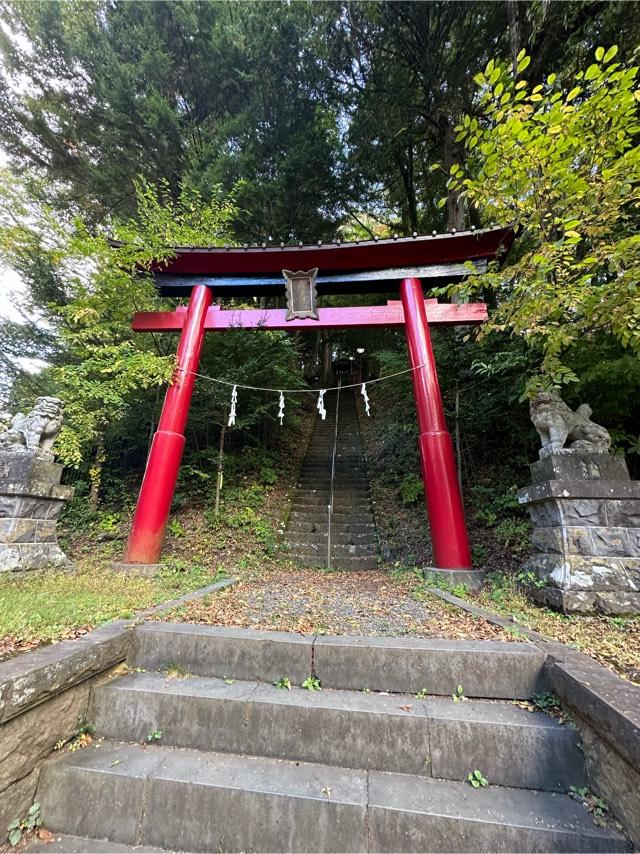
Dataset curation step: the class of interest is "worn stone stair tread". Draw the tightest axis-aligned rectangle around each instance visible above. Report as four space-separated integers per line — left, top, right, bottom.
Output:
28 835 167 853
37 742 627 853
130 623 547 699
89 671 586 790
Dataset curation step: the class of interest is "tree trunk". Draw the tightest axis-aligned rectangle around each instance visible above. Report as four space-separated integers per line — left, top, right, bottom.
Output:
506 1 523 76
89 434 106 511
321 337 333 386
442 118 466 231
214 418 227 517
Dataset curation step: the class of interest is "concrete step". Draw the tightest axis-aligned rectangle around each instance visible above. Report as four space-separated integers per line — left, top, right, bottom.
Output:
291 500 372 512
128 624 547 699
284 531 376 546
286 521 375 535
285 542 377 558
300 472 368 481
296 480 369 489
293 489 371 500
288 511 375 525
89 672 587 792
27 836 164 852
37 742 626 853
293 553 379 570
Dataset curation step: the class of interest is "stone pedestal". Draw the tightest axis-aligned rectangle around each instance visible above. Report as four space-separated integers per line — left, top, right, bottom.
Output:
518 452 640 614
0 450 74 572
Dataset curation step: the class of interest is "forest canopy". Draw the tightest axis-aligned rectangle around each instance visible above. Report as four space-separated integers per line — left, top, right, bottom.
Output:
0 0 638 506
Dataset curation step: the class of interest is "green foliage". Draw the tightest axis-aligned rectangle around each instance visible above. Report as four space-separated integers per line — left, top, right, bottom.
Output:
569 786 615 827
97 513 121 534
76 715 96 736
301 676 322 691
147 729 162 742
163 662 191 679
167 519 186 539
0 560 224 647
467 770 488 788
452 684 465 703
532 692 562 714
493 517 531 557
447 46 640 395
471 485 522 528
399 474 424 505
274 677 292 691
7 802 41 846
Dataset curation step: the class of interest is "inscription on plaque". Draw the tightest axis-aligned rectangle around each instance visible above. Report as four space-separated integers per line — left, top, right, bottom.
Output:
283 268 319 321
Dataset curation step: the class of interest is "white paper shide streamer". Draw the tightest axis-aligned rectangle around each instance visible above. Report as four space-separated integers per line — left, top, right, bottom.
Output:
361 383 370 416
317 389 327 420
227 385 238 427
277 391 285 425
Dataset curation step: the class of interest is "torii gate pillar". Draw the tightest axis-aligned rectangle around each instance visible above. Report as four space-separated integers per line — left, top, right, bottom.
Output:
400 278 480 586
123 284 212 566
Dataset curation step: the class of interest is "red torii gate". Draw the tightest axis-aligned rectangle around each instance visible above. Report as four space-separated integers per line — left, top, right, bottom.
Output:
122 226 514 584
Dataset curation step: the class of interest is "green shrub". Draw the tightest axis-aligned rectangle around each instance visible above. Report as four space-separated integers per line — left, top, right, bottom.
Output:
399 474 424 505
493 517 531 556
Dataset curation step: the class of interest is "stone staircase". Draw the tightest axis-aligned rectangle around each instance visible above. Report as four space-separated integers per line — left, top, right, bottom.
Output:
283 389 377 570
34 623 629 852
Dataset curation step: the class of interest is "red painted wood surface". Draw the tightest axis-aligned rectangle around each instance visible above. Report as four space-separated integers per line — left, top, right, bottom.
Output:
138 226 514 277
400 278 473 569
125 285 213 564
132 301 487 333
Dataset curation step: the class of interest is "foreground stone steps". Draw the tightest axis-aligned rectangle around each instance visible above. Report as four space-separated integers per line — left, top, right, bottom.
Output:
88 671 586 791
32 625 630 853
128 624 547 699
38 742 624 853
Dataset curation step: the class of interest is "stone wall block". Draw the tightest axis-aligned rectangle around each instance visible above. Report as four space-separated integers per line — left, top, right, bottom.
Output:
520 452 640 614
0 519 38 544
559 498 606 527
606 499 640 529
526 501 562 528
44 500 66 521
0 682 91 803
0 545 22 571
564 526 596 555
35 520 57 543
0 767 40 839
530 453 630 484
530 527 565 554
594 591 640 615
533 587 597 612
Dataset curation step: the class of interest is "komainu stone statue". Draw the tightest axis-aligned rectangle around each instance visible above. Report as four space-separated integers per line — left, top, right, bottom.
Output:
0 397 73 572
0 397 65 461
530 391 611 458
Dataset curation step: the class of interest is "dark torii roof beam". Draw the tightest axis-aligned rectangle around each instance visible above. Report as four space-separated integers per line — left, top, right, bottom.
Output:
138 225 514 297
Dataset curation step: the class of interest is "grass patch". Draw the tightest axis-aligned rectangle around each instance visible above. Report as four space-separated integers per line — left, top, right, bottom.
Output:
467 573 640 683
0 558 227 659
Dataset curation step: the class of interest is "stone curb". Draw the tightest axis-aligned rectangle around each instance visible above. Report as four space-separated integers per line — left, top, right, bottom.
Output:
426 586 640 771
0 576 238 724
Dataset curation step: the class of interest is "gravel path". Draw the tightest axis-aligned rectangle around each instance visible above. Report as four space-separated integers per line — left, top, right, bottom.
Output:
161 567 516 640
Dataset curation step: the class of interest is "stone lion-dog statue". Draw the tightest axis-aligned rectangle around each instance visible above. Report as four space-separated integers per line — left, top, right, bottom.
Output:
0 396 64 460
530 390 611 458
